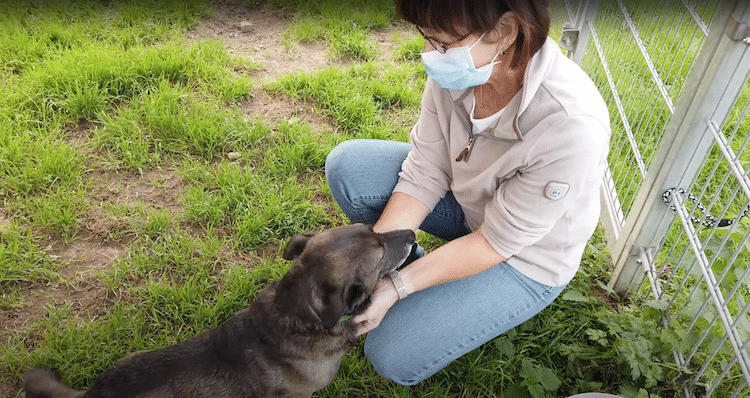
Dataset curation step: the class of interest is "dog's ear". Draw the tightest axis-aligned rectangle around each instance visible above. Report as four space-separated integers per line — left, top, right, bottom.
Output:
319 299 344 330
318 282 367 329
344 283 368 314
283 232 317 260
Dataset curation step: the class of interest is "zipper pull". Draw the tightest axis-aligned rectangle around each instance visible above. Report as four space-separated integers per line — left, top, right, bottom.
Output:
455 136 476 162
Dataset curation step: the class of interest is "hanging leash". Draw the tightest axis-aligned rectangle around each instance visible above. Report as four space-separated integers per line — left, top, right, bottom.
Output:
662 188 750 228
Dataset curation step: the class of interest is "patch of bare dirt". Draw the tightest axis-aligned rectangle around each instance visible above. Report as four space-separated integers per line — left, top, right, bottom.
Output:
184 0 412 130
0 274 113 396
62 119 99 147
88 168 186 217
591 282 622 311
184 0 344 129
1 276 110 338
185 0 333 83
49 232 127 281
239 89 338 132
0 168 184 344
0 208 10 232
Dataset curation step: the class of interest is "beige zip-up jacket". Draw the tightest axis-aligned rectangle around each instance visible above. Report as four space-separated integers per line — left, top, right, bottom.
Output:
394 38 611 287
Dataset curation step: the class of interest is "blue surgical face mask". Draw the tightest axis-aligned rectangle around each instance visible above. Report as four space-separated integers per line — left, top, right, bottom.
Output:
421 32 502 90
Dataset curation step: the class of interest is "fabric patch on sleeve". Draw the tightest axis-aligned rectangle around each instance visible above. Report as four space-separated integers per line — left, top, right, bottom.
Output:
544 182 570 200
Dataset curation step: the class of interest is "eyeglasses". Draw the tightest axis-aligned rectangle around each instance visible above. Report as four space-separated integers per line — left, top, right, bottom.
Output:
415 26 473 54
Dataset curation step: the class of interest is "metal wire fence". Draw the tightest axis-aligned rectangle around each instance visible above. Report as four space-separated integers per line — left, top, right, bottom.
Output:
562 1 750 396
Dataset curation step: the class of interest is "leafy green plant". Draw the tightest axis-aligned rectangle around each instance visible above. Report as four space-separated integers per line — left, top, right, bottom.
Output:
519 359 562 398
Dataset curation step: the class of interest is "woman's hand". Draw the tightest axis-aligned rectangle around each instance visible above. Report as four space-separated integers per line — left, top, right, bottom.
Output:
352 277 400 336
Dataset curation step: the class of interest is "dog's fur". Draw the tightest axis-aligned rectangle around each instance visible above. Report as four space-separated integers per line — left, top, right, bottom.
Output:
24 224 415 398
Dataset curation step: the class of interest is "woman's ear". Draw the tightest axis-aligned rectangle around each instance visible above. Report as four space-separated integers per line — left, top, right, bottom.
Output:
490 11 520 53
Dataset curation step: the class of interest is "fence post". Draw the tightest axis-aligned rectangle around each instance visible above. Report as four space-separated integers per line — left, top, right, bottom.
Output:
608 2 750 296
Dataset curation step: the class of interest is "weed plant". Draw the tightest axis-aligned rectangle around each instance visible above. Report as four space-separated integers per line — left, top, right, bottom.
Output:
0 1 732 397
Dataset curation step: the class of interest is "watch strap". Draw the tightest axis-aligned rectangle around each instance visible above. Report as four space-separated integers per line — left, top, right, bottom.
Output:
387 271 408 300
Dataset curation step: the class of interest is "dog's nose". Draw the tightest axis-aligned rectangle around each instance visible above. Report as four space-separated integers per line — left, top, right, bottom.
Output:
380 229 416 247
379 229 417 271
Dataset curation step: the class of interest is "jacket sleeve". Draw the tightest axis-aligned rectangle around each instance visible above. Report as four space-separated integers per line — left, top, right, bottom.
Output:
393 79 453 210
480 116 610 258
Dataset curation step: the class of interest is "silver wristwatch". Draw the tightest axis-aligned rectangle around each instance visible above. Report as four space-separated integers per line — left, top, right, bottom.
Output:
387 271 408 300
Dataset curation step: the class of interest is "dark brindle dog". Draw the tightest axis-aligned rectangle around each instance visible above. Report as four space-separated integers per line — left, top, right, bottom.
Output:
24 224 415 398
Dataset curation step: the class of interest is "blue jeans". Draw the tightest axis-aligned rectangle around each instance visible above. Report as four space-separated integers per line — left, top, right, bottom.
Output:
325 139 566 386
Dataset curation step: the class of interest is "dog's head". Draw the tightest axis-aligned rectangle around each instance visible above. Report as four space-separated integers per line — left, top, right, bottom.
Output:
277 224 416 330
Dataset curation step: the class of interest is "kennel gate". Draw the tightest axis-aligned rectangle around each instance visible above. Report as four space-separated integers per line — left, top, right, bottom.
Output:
561 0 750 396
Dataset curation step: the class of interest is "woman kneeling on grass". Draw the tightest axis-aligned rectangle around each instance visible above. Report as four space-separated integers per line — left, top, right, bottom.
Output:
325 0 611 386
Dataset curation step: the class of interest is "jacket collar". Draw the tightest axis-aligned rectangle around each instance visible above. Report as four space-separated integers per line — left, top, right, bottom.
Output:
446 37 559 141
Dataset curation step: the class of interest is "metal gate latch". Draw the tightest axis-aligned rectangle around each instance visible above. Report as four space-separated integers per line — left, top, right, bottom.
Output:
560 22 579 51
730 15 750 44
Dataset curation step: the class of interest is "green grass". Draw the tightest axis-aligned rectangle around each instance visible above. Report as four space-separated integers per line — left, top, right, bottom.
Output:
0 223 60 288
268 61 424 140
0 1 728 397
271 0 395 61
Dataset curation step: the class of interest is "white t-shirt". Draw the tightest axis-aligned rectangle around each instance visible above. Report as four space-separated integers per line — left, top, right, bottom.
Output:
469 91 521 135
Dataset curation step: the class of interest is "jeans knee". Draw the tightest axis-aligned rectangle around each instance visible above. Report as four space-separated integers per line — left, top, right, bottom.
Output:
324 141 349 186
364 336 421 386
325 140 361 208
325 139 409 225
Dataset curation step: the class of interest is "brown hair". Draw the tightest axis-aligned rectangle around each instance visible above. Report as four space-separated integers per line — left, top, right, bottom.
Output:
395 0 550 69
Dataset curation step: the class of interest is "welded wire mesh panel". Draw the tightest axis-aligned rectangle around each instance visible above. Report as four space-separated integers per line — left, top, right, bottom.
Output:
563 0 582 22
564 1 750 396
643 74 750 397
579 0 717 220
